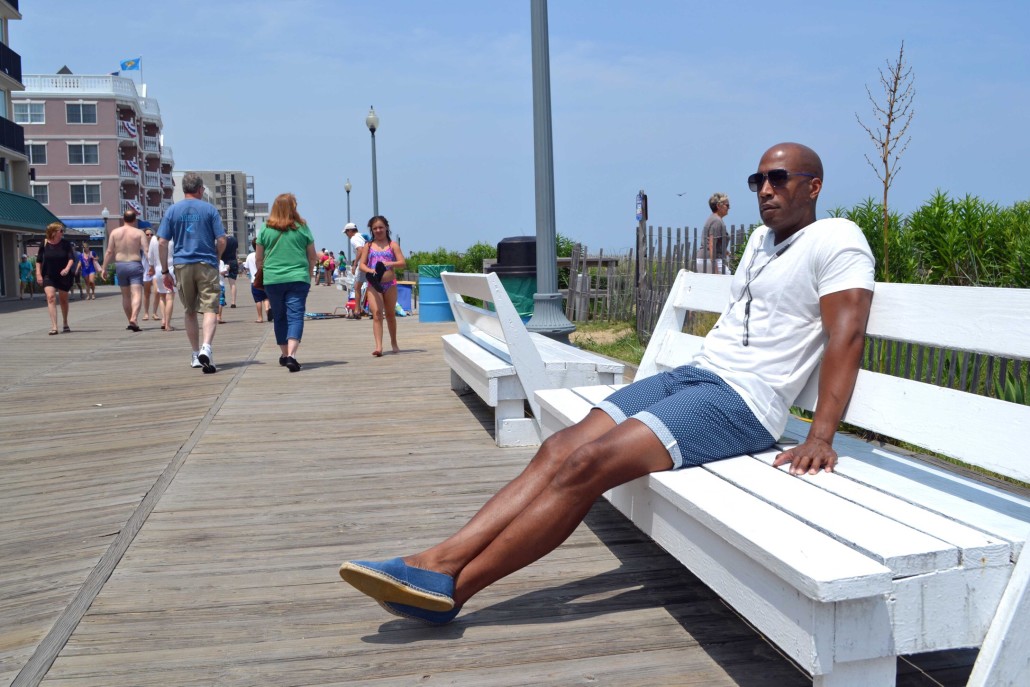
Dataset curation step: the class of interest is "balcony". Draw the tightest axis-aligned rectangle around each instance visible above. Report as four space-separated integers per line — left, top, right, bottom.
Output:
161 173 173 188
118 159 139 179
0 115 25 155
139 97 161 125
143 171 160 188
23 74 140 100
160 145 174 166
0 41 23 86
116 119 138 141
141 135 159 154
146 207 162 223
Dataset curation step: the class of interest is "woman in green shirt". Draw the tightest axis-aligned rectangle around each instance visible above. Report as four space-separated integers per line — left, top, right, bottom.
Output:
256 193 318 372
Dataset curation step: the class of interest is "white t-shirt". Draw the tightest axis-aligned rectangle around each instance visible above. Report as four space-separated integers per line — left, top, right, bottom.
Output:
349 233 367 265
244 252 258 281
149 236 175 293
218 260 227 286
691 217 874 438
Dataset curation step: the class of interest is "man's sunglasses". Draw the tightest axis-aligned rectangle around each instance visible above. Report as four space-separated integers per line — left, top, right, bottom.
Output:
747 169 816 192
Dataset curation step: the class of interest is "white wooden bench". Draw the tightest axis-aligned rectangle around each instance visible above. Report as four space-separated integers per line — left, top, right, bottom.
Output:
535 270 1030 687
441 271 624 447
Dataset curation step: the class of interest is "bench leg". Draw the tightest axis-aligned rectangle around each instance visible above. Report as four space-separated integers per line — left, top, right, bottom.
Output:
494 399 541 448
814 656 896 687
450 369 470 393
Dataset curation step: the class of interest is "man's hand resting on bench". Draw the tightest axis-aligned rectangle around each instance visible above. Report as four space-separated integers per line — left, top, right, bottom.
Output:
773 437 837 475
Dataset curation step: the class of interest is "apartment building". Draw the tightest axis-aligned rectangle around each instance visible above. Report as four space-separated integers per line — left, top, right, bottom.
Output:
173 170 249 258
0 0 63 299
15 68 175 247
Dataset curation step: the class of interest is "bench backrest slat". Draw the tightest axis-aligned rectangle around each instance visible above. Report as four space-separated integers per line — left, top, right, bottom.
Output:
442 272 549 417
642 271 1030 483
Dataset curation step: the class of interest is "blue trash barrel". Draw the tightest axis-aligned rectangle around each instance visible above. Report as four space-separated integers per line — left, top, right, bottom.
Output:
418 265 455 322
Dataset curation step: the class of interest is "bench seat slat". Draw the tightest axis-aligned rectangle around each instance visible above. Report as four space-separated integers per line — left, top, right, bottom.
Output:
705 453 961 577
749 450 1011 568
644 469 893 602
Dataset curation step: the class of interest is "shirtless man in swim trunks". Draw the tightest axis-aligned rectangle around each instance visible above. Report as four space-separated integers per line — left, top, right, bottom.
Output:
100 209 149 332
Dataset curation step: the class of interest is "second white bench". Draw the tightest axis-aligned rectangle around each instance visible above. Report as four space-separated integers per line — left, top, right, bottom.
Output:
441 271 623 447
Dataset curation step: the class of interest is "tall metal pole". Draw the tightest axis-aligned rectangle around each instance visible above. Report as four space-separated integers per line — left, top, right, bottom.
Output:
525 0 574 340
370 132 379 217
366 107 380 218
345 178 352 262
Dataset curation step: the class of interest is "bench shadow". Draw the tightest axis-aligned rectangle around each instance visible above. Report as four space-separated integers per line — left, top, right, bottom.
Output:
359 498 976 685
359 501 809 686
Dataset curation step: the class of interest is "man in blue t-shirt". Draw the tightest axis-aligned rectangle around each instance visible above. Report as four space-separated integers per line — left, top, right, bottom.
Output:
157 172 226 373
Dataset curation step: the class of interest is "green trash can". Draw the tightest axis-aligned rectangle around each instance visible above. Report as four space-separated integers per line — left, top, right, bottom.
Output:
488 237 536 321
418 264 455 322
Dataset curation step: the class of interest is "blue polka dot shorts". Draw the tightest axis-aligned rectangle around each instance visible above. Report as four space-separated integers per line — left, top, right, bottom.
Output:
596 365 775 470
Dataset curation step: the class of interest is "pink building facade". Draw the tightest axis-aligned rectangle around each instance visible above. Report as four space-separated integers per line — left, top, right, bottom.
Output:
15 73 174 239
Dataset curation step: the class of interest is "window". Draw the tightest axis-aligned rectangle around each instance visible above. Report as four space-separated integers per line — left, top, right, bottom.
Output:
66 102 98 124
68 143 99 165
14 102 44 124
27 143 47 165
31 183 49 205
70 183 101 205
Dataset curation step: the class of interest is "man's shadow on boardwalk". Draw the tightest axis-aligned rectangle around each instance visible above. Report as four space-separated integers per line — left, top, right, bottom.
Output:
359 500 810 687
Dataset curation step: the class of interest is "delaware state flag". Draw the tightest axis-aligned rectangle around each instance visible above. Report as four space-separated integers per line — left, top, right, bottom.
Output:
120 57 141 71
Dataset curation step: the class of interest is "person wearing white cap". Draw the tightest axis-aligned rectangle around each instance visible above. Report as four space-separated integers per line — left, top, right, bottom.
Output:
343 223 367 319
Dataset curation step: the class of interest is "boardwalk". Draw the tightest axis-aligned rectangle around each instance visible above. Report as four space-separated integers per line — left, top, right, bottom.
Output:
1 285 974 686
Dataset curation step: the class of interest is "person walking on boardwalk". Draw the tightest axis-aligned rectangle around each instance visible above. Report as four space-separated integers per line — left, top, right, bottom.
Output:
35 222 76 335
256 193 318 372
357 215 406 357
157 172 227 373
148 234 176 331
100 209 149 332
339 143 875 625
244 239 270 323
78 241 102 300
19 253 35 300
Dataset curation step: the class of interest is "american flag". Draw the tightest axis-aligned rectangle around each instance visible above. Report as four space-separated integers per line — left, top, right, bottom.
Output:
126 159 140 175
122 119 138 137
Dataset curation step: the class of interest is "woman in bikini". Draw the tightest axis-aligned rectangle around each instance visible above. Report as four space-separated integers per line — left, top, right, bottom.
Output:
79 241 101 300
358 215 406 357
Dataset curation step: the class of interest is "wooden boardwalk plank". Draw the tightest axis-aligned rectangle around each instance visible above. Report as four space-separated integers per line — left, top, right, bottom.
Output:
0 285 972 686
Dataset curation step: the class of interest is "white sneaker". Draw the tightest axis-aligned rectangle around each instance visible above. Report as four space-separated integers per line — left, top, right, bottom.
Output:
190 353 203 369
198 344 216 374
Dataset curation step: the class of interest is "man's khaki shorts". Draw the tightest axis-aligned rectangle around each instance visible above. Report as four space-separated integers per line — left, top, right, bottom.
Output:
174 262 220 314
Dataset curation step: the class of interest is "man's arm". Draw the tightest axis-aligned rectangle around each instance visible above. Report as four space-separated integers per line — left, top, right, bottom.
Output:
772 287 873 475
159 237 174 290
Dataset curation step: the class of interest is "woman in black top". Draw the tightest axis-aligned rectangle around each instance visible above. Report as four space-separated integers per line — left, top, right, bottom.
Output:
36 222 75 334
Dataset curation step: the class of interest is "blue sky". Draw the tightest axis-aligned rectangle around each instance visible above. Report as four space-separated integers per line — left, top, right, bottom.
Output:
16 1 1030 256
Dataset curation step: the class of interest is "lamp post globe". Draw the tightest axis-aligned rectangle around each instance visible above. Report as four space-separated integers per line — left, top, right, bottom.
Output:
344 178 352 223
366 107 379 217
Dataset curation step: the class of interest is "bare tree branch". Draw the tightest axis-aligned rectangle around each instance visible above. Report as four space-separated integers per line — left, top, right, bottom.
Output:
855 41 915 282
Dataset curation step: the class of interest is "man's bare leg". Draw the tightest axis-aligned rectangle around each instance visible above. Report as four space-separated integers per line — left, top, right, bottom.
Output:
402 411 673 607
201 311 218 346
184 310 200 351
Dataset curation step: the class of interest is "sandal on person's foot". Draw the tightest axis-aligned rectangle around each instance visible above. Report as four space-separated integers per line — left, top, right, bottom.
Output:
372 350 383 357
62 325 71 333
48 329 58 335
339 558 455 611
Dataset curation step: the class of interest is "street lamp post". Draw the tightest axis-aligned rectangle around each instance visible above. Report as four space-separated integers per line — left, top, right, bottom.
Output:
100 206 110 265
365 107 379 217
525 0 575 341
344 178 352 261
344 178 352 223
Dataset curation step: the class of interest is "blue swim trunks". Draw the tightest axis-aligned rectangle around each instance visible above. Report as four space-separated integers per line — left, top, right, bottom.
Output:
115 261 144 287
596 365 775 470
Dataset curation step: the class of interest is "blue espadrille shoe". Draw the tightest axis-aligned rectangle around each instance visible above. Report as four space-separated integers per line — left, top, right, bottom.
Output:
339 558 455 612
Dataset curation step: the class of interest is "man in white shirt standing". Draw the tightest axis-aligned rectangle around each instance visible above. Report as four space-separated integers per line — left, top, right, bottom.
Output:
344 223 367 319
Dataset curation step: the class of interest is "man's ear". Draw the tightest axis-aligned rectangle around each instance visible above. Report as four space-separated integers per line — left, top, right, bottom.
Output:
809 177 822 200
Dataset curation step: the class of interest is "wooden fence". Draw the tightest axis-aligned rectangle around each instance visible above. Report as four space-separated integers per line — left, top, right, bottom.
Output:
559 228 1028 406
